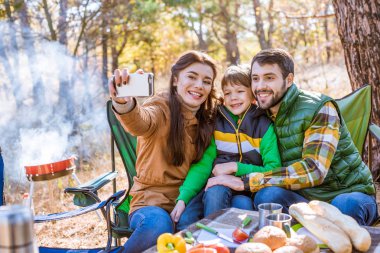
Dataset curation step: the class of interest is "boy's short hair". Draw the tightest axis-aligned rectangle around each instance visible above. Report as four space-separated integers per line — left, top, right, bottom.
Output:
250 48 294 79
221 65 251 90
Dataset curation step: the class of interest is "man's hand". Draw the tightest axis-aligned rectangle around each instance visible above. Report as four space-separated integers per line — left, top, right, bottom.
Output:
212 162 237 176
205 175 244 191
170 200 185 223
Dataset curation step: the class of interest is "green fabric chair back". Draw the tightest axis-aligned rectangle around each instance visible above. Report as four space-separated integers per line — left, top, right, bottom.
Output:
336 85 372 156
106 100 137 214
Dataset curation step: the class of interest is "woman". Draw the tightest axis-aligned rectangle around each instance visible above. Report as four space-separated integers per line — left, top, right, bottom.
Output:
108 51 218 253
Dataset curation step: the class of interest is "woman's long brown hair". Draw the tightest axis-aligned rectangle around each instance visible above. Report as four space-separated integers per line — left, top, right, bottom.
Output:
168 51 217 166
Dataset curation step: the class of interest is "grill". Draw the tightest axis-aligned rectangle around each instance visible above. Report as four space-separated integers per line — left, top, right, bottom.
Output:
25 157 75 181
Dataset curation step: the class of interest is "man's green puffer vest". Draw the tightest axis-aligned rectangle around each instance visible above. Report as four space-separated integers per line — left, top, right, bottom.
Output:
274 84 375 202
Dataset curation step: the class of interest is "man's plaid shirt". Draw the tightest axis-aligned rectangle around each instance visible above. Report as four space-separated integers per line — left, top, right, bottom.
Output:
243 101 341 192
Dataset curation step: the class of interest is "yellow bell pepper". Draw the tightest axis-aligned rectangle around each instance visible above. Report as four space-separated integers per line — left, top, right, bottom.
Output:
157 233 186 253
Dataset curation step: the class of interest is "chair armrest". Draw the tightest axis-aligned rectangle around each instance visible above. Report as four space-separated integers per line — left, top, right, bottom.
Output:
369 123 380 142
65 171 118 194
35 190 125 223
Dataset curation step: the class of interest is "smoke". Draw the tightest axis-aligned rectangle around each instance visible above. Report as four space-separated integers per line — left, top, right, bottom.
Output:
0 22 110 190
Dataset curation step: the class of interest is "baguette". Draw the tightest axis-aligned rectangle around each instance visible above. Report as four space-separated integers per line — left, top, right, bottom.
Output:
309 200 371 252
289 202 352 253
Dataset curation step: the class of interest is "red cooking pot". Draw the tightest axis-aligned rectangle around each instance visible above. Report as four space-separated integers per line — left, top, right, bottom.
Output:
25 157 76 181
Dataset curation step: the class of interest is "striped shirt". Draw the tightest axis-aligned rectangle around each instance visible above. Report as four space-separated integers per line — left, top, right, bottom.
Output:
244 101 341 192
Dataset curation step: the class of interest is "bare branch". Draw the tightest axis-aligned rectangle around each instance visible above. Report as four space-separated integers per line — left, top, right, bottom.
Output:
275 9 335 19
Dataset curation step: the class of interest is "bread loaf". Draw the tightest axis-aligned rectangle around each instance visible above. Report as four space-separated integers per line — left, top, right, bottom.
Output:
235 242 272 253
286 234 319 253
252 226 287 250
308 200 371 252
273 245 303 253
289 202 352 253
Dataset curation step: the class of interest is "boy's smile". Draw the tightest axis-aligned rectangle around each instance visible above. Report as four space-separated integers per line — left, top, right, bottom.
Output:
223 82 254 118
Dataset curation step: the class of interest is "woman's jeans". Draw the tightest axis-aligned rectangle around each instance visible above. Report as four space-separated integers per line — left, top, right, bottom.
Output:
123 206 174 253
176 185 253 231
254 186 379 226
0 152 4 206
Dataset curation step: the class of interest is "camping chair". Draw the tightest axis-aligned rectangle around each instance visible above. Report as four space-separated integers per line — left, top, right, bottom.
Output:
61 100 137 248
104 100 137 245
335 84 380 168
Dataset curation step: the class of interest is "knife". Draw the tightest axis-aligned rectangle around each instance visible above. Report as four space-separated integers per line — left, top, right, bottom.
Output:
195 222 238 244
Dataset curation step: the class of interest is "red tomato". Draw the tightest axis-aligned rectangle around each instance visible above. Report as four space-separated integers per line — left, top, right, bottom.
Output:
232 228 249 243
207 243 230 253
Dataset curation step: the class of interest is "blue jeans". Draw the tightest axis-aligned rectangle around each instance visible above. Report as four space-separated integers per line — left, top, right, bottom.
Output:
0 152 3 206
176 186 253 231
177 191 204 231
123 206 174 253
254 186 378 226
203 185 253 216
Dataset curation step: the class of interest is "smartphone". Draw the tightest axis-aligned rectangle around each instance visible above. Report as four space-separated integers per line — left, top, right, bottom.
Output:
116 72 154 97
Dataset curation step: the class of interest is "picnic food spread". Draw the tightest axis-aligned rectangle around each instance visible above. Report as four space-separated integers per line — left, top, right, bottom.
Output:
156 201 371 253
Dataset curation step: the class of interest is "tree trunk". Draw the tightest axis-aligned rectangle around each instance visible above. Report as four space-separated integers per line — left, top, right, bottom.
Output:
252 0 269 49
58 0 68 45
101 2 109 92
111 38 118 72
220 0 240 65
193 3 208 51
56 0 73 120
42 0 57 41
324 2 331 63
333 0 380 126
4 1 22 108
18 0 45 106
266 0 274 49
333 0 380 172
224 30 240 65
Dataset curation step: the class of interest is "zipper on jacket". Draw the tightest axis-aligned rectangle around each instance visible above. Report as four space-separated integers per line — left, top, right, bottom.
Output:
218 104 253 162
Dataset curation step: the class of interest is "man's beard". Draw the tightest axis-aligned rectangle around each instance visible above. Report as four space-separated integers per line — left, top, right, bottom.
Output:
255 80 287 110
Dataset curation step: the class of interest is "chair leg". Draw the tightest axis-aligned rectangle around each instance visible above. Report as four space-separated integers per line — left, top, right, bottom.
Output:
48 181 56 213
71 172 81 185
29 181 34 212
369 133 373 169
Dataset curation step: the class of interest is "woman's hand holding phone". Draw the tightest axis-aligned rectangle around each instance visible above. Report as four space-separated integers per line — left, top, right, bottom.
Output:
108 68 145 104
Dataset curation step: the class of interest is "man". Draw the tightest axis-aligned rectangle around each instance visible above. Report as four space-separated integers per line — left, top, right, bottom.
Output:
243 48 377 225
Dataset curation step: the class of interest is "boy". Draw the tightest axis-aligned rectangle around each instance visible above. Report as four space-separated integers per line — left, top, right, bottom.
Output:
172 65 281 227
